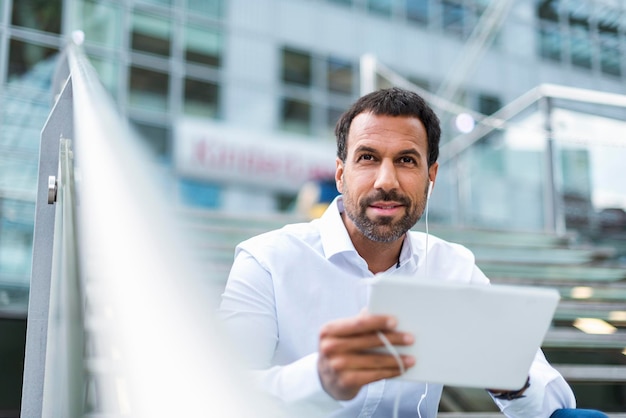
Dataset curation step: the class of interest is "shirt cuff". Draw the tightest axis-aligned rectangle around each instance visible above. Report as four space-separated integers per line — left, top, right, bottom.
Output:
489 352 576 417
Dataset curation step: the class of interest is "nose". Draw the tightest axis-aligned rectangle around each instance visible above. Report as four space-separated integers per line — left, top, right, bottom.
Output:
373 159 399 191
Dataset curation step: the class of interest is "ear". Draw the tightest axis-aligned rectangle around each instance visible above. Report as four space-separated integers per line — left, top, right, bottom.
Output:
428 162 439 186
427 162 438 198
335 157 344 193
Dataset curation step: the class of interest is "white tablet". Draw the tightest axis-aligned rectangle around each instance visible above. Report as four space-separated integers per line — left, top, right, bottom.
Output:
367 277 560 389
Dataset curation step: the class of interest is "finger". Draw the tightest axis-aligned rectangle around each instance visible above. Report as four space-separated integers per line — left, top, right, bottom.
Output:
320 331 414 355
325 352 415 372
320 314 398 338
326 366 411 392
319 355 414 400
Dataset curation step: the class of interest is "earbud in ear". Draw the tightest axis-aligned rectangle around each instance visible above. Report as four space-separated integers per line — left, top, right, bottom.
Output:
427 181 433 199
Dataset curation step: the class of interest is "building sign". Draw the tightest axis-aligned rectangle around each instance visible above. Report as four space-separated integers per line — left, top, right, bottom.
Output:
174 118 336 192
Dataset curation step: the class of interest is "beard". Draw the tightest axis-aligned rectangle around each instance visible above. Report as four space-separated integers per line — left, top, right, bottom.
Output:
342 185 427 243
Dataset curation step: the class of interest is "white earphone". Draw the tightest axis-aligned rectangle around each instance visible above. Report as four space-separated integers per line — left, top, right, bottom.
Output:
379 178 434 418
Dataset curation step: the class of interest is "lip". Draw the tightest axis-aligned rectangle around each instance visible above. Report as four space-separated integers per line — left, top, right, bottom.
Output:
368 201 404 216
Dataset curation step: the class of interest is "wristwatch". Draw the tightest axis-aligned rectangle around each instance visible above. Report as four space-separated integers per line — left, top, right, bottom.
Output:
489 377 531 400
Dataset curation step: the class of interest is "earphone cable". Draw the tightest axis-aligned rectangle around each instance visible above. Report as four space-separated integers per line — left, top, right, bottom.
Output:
376 331 404 418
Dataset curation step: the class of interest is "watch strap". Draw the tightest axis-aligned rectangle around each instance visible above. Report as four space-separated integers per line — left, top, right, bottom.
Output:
491 377 531 400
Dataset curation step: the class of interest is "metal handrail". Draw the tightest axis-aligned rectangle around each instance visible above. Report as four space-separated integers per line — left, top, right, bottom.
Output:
361 54 626 166
40 138 84 418
439 83 626 165
22 35 291 418
360 54 626 234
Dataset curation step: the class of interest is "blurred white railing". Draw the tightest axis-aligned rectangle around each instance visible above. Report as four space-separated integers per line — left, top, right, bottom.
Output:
20 35 297 418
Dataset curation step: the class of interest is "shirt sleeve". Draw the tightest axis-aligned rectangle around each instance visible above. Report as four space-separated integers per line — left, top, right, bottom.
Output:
470 263 491 285
218 248 341 413
490 350 576 417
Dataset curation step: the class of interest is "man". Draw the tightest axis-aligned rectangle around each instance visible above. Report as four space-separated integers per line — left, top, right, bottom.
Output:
219 88 604 417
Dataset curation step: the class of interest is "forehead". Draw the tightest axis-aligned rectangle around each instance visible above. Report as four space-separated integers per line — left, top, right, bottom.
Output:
347 112 428 153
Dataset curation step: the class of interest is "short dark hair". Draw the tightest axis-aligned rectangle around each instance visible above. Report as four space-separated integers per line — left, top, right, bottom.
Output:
335 87 441 166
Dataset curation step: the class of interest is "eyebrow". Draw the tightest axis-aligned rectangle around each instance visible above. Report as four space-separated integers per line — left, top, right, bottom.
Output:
354 145 378 155
354 145 422 159
354 145 422 158
396 149 422 159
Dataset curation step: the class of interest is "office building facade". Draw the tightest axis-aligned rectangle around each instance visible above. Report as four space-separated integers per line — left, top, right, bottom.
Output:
1 0 626 318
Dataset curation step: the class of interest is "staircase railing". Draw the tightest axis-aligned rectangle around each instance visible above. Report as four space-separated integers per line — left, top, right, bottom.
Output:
20 34 292 418
361 55 626 237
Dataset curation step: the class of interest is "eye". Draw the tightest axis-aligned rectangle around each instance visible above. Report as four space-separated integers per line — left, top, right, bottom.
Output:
357 154 375 161
399 156 417 165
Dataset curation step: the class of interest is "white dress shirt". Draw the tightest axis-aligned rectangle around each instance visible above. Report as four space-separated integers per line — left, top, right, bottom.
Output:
219 196 576 417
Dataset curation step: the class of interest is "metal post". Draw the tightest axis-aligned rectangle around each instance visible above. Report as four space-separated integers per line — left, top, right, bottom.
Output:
359 53 377 96
541 96 565 235
453 155 465 226
20 77 73 418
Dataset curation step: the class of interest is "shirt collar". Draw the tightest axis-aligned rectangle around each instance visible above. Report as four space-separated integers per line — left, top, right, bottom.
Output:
319 196 356 260
400 230 422 269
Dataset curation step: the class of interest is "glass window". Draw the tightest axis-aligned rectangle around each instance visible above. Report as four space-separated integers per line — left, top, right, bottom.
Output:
8 40 58 81
88 55 119 98
77 0 123 49
368 0 392 17
187 0 222 19
179 178 221 209
132 11 171 57
538 23 562 62
281 98 311 135
185 25 221 67
478 94 501 116
569 22 592 69
128 66 169 111
282 47 312 86
327 106 344 137
279 46 357 138
537 0 560 22
536 0 563 63
0 200 35 278
328 0 352 6
473 0 491 12
467 0 488 34
442 0 465 35
475 93 501 144
407 1 429 25
131 120 170 158
136 0 171 6
598 24 621 77
184 78 220 118
327 57 353 94
11 0 62 33
276 192 298 212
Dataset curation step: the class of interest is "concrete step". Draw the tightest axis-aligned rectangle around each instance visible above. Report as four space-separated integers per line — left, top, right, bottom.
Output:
438 414 626 418
478 261 626 282
554 364 626 382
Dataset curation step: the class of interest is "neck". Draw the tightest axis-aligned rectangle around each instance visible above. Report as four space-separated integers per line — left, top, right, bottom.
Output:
351 233 405 274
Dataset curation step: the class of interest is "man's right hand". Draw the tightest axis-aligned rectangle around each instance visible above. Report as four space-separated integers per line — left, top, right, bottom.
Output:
317 312 415 400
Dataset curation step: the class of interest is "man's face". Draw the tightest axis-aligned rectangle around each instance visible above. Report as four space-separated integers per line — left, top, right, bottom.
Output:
335 112 438 243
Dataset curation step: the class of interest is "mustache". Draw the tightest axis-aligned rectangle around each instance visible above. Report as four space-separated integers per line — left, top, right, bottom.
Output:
361 190 411 208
